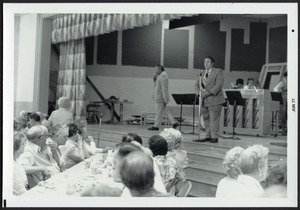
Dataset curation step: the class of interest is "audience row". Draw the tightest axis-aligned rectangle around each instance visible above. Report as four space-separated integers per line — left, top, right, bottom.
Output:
13 96 287 198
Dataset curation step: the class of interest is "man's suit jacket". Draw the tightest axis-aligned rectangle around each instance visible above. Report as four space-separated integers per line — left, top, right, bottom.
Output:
195 67 225 106
153 71 170 104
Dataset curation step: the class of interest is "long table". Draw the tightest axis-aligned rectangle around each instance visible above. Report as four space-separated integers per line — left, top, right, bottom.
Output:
21 153 124 197
89 100 133 124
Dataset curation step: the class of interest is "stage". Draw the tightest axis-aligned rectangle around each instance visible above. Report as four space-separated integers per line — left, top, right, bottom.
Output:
87 122 287 154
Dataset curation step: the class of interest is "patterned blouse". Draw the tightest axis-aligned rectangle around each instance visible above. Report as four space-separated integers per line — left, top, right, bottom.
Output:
153 155 185 187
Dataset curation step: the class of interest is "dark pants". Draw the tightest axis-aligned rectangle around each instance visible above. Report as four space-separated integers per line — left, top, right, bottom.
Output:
202 99 222 139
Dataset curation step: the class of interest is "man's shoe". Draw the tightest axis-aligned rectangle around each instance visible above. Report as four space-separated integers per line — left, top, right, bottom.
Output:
193 137 211 142
148 126 159 131
172 122 179 129
210 138 218 143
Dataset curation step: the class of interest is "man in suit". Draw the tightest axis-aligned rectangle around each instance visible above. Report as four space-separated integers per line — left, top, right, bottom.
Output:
193 56 225 143
148 65 178 131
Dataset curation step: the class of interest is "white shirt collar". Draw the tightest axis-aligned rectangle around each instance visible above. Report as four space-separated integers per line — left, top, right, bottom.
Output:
26 140 41 153
237 174 263 189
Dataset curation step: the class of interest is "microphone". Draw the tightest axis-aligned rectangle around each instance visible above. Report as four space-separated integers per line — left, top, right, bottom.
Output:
199 69 206 77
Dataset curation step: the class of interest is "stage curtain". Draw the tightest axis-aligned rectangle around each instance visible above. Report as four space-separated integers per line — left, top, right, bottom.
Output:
57 38 86 121
52 13 190 121
52 14 190 44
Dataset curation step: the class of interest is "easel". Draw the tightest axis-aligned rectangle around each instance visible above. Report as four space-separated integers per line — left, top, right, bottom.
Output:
223 90 245 140
172 94 198 134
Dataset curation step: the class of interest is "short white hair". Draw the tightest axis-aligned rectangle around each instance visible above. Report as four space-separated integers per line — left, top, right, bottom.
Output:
159 128 184 151
222 146 244 179
237 144 269 174
57 97 71 109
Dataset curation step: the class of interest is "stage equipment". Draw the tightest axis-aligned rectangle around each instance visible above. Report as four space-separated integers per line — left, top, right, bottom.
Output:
223 90 245 140
220 89 280 136
259 63 287 90
172 93 198 134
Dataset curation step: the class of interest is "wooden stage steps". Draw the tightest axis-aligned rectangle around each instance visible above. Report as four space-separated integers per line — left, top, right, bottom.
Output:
87 123 287 197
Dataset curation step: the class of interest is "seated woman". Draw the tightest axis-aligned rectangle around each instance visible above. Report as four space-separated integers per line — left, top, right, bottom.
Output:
122 133 152 156
159 128 187 193
63 123 90 169
122 133 143 145
230 78 244 89
75 120 111 155
14 131 29 195
261 161 287 197
17 110 30 133
159 128 188 171
243 78 257 89
47 96 73 128
14 117 23 132
215 146 244 197
148 135 184 195
234 144 269 197
28 112 41 128
36 111 49 128
48 124 75 171
274 72 287 135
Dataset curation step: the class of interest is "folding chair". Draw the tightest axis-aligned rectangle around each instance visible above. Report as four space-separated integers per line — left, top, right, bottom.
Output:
176 180 192 197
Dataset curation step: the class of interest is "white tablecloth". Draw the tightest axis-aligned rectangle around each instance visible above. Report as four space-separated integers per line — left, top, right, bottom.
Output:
21 153 124 197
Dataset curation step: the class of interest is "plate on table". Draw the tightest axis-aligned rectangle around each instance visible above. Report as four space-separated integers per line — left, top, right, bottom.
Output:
81 175 97 181
44 181 55 189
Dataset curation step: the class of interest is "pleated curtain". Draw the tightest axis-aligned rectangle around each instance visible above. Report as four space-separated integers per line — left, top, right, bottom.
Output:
52 13 191 120
57 39 86 120
52 14 190 44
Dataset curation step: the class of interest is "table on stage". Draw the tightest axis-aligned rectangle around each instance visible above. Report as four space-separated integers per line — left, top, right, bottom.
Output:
21 152 124 197
89 100 133 124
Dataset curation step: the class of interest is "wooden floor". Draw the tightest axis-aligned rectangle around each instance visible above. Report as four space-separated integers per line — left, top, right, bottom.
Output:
87 122 287 197
87 122 287 154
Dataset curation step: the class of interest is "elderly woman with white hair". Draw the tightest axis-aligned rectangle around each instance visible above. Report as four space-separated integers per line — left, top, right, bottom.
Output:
159 128 188 194
13 132 29 195
47 96 73 128
159 128 188 173
232 144 269 197
215 146 244 197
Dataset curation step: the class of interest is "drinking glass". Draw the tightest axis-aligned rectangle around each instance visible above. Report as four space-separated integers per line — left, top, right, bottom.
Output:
66 180 77 195
84 159 91 171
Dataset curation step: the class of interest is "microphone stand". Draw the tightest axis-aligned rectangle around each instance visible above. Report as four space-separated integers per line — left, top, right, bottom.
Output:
193 71 204 142
97 114 103 148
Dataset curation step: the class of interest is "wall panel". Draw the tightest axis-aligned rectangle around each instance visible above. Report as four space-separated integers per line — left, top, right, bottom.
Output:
122 23 162 67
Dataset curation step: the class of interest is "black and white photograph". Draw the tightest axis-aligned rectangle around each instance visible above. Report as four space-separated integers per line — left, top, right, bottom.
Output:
2 1 298 208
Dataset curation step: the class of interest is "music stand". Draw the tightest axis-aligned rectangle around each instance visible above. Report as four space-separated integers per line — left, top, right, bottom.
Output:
224 90 245 140
184 94 198 134
270 92 283 105
172 94 185 132
270 92 283 134
172 94 198 133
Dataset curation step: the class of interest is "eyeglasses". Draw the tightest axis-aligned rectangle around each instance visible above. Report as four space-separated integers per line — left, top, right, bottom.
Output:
38 134 50 140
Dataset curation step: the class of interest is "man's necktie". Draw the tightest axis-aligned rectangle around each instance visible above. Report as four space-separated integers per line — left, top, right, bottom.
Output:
201 70 208 89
